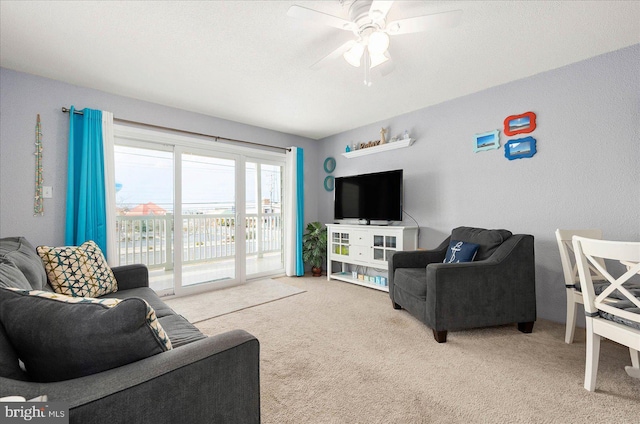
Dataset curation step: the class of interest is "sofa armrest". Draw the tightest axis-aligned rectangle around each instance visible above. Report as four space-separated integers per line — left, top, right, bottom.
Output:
388 237 449 298
389 237 450 270
111 264 149 290
425 235 536 331
1 329 260 424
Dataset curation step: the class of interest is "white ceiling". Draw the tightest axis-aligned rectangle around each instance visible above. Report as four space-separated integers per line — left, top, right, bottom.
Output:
1 1 639 140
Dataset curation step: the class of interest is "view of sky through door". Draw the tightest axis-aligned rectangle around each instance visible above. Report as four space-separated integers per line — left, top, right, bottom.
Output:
181 152 236 286
114 145 175 294
115 140 285 295
246 162 284 277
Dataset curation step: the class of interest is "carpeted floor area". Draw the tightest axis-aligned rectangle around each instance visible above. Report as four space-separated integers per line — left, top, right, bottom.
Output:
194 275 639 423
164 278 305 323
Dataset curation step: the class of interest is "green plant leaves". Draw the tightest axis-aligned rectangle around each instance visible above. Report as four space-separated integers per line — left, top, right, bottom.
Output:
302 221 327 268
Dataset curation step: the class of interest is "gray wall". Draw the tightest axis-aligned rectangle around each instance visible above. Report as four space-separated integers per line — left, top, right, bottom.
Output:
2 44 638 324
317 44 640 324
0 68 319 246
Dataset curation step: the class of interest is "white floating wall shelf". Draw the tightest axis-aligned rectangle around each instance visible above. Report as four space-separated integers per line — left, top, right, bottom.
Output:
342 138 415 158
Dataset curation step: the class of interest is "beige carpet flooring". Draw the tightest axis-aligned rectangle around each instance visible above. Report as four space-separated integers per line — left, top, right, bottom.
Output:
164 278 305 323
194 276 639 423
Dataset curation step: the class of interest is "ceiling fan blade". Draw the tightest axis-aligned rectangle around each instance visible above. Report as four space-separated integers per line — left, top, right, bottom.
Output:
287 5 357 32
310 40 356 70
386 9 462 35
369 1 394 20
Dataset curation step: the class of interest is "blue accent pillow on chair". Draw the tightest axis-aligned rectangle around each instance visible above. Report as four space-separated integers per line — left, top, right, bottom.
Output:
443 240 480 263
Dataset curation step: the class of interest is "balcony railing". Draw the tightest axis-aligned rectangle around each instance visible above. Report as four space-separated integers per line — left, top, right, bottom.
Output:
116 213 282 270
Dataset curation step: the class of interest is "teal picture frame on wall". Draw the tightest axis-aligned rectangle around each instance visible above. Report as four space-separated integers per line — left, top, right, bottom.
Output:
474 130 500 153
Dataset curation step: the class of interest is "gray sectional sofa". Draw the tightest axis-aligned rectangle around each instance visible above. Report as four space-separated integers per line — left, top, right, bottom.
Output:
0 237 260 423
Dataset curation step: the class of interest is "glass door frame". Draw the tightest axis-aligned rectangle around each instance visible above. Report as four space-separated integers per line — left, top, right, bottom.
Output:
244 156 286 280
113 139 175 297
114 125 286 298
174 145 242 297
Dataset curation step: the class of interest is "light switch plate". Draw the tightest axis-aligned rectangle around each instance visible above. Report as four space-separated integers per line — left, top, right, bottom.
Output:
43 186 52 198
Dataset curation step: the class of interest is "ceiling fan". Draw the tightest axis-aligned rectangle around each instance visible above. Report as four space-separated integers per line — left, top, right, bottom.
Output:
287 0 462 85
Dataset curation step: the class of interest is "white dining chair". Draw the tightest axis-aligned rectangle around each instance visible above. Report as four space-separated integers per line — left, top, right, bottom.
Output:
572 236 640 391
555 229 606 343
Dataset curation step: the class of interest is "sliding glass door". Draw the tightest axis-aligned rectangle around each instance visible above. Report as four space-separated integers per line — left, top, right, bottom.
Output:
245 160 284 278
114 126 285 296
178 149 237 289
114 143 176 295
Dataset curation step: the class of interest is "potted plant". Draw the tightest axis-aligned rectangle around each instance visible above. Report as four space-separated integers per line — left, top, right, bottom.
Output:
302 221 327 277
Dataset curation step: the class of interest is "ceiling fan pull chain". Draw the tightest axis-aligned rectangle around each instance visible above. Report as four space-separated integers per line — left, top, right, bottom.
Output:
363 51 372 87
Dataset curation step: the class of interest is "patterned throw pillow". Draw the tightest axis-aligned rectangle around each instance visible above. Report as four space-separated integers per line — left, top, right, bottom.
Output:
0 288 172 382
443 240 480 263
37 241 117 297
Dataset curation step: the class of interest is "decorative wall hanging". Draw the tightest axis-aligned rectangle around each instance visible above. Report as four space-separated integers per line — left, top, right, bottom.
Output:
504 112 536 136
474 130 500 153
323 157 336 173
324 176 335 192
323 156 336 191
34 114 44 216
504 137 537 160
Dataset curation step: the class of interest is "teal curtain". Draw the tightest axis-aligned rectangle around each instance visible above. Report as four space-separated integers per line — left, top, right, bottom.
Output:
285 147 305 277
295 148 304 276
65 106 108 254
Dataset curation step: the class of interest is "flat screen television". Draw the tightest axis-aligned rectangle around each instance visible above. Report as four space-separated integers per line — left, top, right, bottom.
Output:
334 169 403 224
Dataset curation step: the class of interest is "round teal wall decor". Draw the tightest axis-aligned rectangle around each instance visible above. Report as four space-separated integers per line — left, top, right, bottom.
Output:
323 157 336 173
324 176 335 192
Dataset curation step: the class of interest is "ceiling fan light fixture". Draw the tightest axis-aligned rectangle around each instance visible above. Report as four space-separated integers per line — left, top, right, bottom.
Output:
343 42 364 67
367 31 390 55
369 51 389 68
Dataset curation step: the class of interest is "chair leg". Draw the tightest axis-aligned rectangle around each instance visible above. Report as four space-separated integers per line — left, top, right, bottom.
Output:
391 300 402 310
565 295 578 344
584 320 601 392
433 330 447 343
625 367 640 379
626 348 640 379
630 348 639 368
517 321 534 333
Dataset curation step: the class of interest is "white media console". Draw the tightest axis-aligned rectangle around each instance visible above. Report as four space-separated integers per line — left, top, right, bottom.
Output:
326 224 418 292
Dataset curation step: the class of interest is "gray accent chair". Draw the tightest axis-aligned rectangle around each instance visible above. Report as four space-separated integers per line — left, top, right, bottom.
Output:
0 237 260 424
388 227 536 343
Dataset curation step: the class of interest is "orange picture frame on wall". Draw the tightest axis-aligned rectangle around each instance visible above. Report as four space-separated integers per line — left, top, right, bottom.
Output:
504 111 536 136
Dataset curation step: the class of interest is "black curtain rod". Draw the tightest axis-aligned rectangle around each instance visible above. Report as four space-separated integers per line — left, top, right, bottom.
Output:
61 107 290 152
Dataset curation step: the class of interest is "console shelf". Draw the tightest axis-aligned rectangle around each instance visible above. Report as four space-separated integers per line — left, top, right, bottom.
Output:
342 138 414 158
329 272 389 292
326 224 418 292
